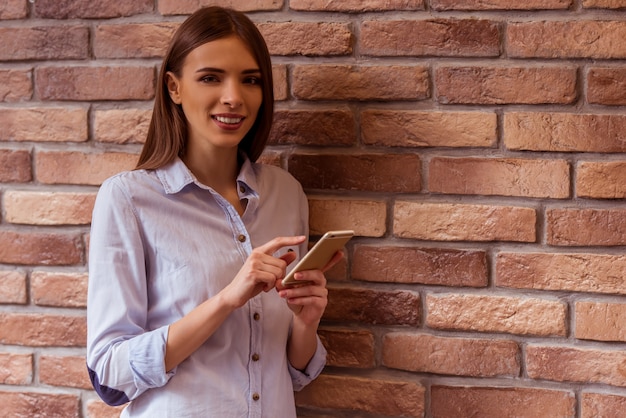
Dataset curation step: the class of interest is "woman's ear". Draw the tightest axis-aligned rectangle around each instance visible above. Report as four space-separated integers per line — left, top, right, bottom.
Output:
166 71 182 104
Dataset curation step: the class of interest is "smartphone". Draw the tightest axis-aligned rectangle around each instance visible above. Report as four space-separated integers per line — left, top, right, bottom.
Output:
281 230 354 287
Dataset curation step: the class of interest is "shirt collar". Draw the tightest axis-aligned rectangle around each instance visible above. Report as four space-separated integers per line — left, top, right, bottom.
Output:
155 155 259 197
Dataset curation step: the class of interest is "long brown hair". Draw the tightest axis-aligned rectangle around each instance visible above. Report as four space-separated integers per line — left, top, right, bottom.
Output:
136 7 274 170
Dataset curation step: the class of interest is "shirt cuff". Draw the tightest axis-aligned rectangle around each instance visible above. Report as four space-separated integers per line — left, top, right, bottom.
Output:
289 334 327 391
128 325 175 392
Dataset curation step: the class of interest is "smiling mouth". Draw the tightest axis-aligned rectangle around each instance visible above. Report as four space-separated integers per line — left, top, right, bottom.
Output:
213 115 244 124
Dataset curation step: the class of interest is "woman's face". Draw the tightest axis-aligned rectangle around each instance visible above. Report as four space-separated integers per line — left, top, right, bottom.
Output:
166 35 263 157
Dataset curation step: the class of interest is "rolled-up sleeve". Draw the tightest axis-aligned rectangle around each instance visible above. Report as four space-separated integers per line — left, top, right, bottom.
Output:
288 334 327 391
86 177 173 406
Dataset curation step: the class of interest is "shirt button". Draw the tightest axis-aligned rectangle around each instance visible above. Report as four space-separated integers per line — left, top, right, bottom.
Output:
238 234 247 242
252 353 260 361
253 313 260 321
252 393 260 401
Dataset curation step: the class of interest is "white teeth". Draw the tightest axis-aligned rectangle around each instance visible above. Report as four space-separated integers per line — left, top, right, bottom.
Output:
214 116 243 124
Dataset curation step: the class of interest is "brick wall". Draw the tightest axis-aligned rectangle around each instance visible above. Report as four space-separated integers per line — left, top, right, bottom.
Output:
1 0 626 416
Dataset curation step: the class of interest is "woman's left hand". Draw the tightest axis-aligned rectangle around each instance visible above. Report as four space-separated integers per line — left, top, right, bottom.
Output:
276 251 344 326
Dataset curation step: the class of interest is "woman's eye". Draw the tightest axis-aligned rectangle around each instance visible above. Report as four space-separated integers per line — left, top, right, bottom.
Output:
245 76 261 85
200 75 219 83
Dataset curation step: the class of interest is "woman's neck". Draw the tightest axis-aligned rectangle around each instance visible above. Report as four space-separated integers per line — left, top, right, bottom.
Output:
181 146 240 192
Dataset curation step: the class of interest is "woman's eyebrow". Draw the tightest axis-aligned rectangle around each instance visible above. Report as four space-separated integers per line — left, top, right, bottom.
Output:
195 67 261 74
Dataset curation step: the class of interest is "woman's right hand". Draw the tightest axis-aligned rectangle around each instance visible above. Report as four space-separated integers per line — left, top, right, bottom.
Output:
221 235 306 309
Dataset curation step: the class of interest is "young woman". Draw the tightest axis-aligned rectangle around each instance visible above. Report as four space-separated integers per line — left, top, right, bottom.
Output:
86 7 340 417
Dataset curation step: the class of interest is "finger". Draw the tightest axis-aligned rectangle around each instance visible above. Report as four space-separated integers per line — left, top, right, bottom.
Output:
320 250 344 273
279 250 298 267
255 235 307 256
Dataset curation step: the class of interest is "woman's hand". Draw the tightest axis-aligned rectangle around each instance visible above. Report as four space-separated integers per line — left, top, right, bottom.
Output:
221 235 305 309
276 250 344 326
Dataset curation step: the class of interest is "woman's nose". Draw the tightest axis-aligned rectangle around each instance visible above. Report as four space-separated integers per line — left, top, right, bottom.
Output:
220 80 243 108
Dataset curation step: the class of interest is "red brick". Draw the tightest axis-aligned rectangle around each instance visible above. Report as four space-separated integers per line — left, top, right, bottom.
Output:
394 201 536 242
0 149 31 183
35 151 137 186
0 26 88 61
430 157 570 198
295 374 425 417
496 252 626 295
289 153 421 193
269 108 356 146
0 69 32 102
293 65 429 101
432 386 575 417
94 109 151 144
0 231 82 266
318 328 375 368
383 333 520 377
433 0 571 9
0 107 87 142
4 191 96 225
577 161 626 199
290 0 425 11
40 355 91 389
324 286 420 326
0 391 79 418
0 270 27 304
86 400 124 418
582 393 626 418
0 0 28 19
34 0 153 18
527 345 626 387
584 0 626 6
361 19 500 57
158 0 282 15
547 208 626 246
361 110 497 148
258 22 352 56
436 65 577 104
504 112 626 152
426 294 567 336
272 64 288 101
0 352 32 385
509 21 626 58
0 313 86 346
36 66 155 101
94 23 179 59
31 271 88 308
576 301 626 342
308 198 387 237
257 151 281 167
587 67 626 105
352 245 488 287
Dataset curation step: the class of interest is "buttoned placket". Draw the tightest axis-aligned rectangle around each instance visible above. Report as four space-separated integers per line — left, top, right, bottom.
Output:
214 185 264 417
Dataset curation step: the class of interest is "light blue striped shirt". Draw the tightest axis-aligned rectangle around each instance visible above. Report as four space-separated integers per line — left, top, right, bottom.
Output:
87 156 326 418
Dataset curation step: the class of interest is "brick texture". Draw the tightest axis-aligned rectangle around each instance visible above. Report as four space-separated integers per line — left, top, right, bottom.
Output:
436 65 577 104
361 19 500 57
496 252 626 295
2 2 626 417
0 271 27 304
508 21 626 59
429 157 570 198
526 345 626 386
295 374 425 417
383 332 520 377
426 294 567 336
431 386 575 417
504 112 626 152
361 110 497 148
352 245 488 286
293 65 429 101
394 202 537 242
